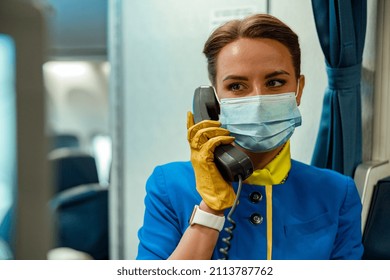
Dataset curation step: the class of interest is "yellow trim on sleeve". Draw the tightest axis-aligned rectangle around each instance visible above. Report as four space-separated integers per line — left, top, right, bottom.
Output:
265 184 273 260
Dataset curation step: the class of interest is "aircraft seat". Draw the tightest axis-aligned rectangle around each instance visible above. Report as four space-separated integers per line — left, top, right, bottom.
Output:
362 176 390 259
50 134 80 150
48 148 100 193
50 183 109 260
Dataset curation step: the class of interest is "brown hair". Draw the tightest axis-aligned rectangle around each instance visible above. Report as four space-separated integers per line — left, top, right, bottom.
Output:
203 14 301 86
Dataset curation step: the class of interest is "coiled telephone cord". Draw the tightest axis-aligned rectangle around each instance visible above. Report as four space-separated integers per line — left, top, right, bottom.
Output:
219 175 243 260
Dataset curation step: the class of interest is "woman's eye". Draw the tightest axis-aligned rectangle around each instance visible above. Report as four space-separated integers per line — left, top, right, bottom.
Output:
266 79 286 88
228 83 244 91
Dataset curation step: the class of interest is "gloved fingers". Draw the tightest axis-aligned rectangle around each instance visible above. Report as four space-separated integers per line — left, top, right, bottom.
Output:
202 135 235 155
190 127 232 149
187 119 222 143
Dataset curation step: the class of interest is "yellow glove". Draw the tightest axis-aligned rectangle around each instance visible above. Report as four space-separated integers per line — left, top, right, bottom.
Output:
187 111 236 211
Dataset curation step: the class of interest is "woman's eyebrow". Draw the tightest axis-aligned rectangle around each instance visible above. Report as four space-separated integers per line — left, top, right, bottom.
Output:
222 75 249 82
265 70 290 79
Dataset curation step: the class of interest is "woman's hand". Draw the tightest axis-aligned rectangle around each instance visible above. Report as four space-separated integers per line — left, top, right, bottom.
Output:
187 111 236 211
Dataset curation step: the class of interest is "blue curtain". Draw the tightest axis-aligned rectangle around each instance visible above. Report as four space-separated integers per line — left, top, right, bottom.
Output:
310 0 367 177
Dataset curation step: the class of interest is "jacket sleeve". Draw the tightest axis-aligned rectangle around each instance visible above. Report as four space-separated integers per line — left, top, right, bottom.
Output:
136 165 184 260
330 176 364 259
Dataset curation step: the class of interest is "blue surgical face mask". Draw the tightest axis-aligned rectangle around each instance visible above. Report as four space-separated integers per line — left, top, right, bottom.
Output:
219 92 302 153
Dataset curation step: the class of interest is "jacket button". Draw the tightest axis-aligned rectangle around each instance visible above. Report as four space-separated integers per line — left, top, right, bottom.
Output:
250 213 263 225
249 191 263 203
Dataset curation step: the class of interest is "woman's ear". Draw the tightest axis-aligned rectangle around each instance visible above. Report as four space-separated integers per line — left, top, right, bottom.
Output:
296 75 305 106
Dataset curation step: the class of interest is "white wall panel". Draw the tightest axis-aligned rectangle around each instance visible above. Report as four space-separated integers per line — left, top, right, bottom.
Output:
111 0 268 260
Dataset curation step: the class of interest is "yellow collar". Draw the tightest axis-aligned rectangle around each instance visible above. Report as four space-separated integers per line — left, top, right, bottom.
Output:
244 140 291 186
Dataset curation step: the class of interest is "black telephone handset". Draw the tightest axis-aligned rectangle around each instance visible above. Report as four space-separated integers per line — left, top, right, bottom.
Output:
193 86 254 182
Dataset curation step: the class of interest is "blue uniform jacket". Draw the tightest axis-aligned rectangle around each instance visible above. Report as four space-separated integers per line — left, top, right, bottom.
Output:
137 160 363 260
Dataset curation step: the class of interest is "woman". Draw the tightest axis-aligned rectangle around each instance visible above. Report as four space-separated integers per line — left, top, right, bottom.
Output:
137 14 363 260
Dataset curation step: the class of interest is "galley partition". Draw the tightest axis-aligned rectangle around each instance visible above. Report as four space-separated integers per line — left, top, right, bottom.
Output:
108 0 269 259
0 0 53 259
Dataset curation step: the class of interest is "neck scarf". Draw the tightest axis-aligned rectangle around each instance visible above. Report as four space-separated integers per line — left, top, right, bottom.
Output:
244 140 291 186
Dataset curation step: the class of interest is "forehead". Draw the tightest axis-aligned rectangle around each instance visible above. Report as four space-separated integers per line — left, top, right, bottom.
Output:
216 38 294 78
